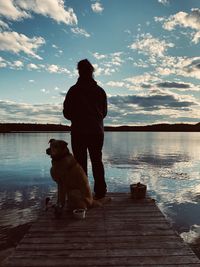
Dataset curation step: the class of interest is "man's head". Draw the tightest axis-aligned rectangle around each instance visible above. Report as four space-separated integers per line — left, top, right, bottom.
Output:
77 59 94 78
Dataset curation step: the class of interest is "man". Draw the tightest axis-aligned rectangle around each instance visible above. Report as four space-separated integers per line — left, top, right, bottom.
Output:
63 59 107 199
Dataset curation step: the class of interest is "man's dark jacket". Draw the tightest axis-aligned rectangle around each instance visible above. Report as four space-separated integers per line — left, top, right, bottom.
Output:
63 77 107 134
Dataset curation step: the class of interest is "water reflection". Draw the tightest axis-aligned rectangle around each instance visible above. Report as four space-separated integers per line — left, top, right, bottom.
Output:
0 132 200 251
181 225 200 244
103 132 200 247
0 186 52 227
107 153 190 168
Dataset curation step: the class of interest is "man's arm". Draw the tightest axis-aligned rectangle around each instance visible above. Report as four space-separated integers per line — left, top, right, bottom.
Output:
103 91 107 118
63 90 72 120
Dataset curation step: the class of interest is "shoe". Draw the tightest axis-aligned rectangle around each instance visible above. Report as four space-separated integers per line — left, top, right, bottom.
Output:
97 196 112 204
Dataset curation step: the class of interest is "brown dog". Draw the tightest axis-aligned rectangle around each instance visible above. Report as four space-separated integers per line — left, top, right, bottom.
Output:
46 139 101 210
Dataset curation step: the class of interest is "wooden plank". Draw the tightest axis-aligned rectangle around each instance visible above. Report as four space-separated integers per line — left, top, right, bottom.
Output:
11 249 194 258
16 235 183 245
16 241 190 250
3 192 200 267
29 223 171 232
27 227 175 235
4 255 200 266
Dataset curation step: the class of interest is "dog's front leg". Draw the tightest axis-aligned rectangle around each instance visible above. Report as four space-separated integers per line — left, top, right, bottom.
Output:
57 183 66 208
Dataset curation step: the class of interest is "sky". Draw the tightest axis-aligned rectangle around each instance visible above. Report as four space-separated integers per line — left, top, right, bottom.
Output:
0 0 200 126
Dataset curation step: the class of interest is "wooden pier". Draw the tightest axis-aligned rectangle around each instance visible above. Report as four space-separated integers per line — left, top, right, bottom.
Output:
3 193 200 266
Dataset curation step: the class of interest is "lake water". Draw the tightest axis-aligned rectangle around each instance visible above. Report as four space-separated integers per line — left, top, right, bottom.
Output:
0 132 200 252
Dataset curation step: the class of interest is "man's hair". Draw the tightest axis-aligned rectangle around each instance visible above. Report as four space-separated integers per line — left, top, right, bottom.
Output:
77 59 94 77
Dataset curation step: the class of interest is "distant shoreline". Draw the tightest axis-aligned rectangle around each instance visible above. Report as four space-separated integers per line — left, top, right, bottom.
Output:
1 122 200 132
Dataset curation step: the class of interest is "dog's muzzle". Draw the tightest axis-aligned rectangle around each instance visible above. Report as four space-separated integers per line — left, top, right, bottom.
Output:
46 148 51 155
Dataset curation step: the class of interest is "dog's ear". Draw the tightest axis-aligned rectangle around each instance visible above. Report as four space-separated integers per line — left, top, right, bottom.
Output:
49 139 55 144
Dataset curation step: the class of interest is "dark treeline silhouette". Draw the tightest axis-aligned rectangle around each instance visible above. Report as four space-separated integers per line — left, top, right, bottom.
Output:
1 122 200 133
105 122 200 132
0 123 70 133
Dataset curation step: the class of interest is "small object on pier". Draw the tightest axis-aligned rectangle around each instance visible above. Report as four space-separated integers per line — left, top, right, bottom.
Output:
73 208 86 219
130 182 147 199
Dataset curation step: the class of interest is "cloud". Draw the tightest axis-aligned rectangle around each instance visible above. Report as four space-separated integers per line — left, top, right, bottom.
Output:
107 75 159 91
105 89 200 125
60 87 198 125
0 31 45 59
47 64 70 74
133 59 149 68
10 60 23 69
110 52 124 66
0 57 24 69
0 19 10 31
158 0 170 6
106 81 125 87
47 64 60 73
92 51 124 66
155 80 200 91
0 0 30 20
186 58 200 78
0 56 71 75
108 91 196 112
0 89 199 125
91 51 124 77
0 99 63 124
40 88 50 94
51 44 63 57
93 52 106 60
71 27 90 38
157 81 190 89
193 31 200 44
130 33 174 57
157 8 200 44
52 44 58 49
195 64 200 69
93 63 115 76
0 0 77 25
25 0 77 25
124 73 160 85
91 2 104 13
0 57 7 68
27 63 40 70
0 57 72 75
163 8 200 31
105 110 165 126
156 56 200 80
109 69 199 91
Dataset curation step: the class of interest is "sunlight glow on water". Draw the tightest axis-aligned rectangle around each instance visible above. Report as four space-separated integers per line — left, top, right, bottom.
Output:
0 132 200 246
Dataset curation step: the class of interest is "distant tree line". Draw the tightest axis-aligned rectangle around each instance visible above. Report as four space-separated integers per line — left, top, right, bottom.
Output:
1 122 200 133
105 123 200 132
0 123 70 132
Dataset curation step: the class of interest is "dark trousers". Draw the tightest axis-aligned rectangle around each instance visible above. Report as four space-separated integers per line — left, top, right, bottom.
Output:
71 133 107 198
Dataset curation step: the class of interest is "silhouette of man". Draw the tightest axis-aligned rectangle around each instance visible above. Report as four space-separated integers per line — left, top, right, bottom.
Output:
63 59 107 199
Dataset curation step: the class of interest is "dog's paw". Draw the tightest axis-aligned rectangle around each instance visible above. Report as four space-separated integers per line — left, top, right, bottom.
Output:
98 196 112 205
92 199 103 207
92 197 112 207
